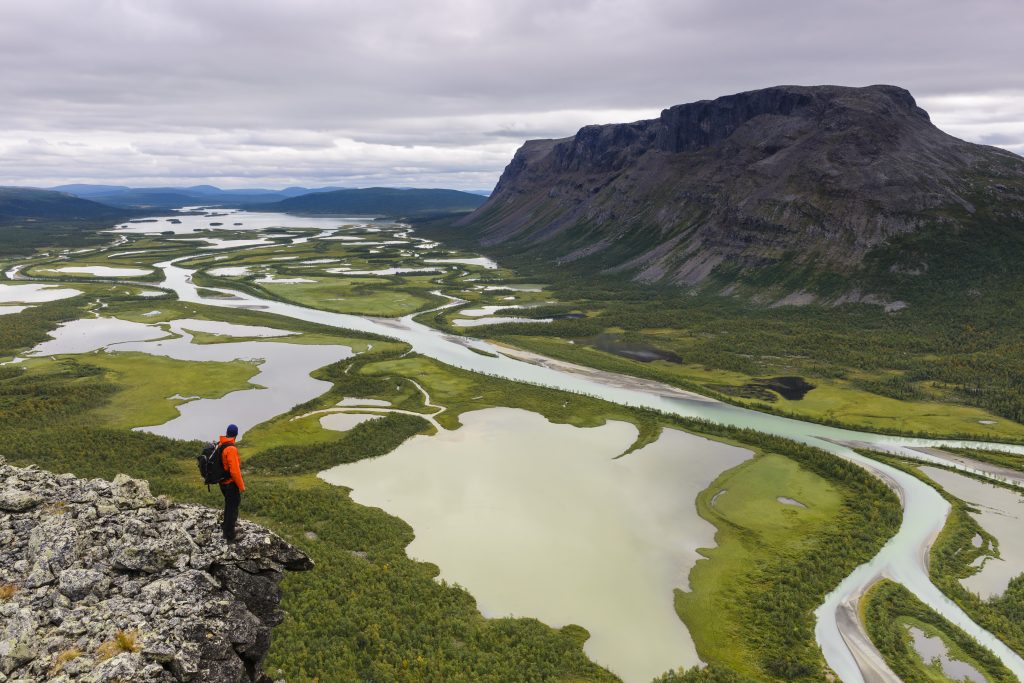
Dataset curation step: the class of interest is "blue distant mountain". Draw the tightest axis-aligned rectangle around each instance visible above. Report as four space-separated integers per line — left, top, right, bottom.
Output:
49 184 346 209
256 187 487 216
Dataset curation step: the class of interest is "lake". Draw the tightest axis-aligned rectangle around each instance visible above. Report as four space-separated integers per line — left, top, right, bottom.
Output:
321 407 753 683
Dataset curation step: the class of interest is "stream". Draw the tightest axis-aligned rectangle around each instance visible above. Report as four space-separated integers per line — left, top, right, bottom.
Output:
9 214 1024 682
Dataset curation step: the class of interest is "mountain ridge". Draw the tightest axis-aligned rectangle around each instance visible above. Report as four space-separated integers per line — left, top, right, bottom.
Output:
255 187 486 216
458 84 1024 300
0 186 136 222
48 184 346 209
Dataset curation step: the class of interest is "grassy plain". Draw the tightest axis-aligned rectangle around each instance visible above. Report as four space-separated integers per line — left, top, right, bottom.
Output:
76 352 260 429
480 334 1024 441
258 276 435 316
676 454 843 676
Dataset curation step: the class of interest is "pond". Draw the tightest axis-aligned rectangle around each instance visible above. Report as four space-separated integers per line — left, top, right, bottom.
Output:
25 316 352 440
919 466 1024 599
208 266 253 277
587 333 683 364
0 283 82 303
50 265 152 277
906 625 985 683
171 318 297 338
320 408 753 683
424 256 499 269
319 413 382 431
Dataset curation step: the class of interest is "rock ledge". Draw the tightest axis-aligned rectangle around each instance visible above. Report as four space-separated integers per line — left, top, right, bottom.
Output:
0 456 312 682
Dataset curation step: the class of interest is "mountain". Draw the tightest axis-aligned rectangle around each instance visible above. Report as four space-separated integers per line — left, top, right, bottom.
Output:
458 85 1024 300
0 187 141 254
50 185 345 209
51 183 132 197
258 187 487 216
0 187 133 222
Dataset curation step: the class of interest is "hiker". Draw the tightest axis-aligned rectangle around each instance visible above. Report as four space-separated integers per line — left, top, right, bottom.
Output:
218 423 245 542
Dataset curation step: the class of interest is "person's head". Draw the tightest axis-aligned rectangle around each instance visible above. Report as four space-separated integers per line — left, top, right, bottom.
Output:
226 423 239 438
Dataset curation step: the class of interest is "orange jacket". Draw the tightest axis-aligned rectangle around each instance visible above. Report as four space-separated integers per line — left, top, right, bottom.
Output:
219 435 245 492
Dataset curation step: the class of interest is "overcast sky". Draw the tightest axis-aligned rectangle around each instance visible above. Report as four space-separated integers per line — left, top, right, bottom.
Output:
0 0 1021 190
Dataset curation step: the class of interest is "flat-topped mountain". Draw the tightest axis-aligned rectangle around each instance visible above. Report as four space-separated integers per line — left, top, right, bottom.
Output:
460 85 1024 299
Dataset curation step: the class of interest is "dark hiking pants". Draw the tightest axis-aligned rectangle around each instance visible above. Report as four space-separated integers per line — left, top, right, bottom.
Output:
220 482 241 540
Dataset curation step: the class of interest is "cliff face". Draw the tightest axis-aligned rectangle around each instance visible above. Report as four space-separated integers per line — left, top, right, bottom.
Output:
461 85 1024 291
0 457 312 683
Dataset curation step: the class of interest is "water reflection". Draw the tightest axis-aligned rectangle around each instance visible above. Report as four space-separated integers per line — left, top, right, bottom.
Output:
321 408 753 683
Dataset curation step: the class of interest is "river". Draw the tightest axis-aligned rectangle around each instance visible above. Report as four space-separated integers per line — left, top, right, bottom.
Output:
11 212 1024 682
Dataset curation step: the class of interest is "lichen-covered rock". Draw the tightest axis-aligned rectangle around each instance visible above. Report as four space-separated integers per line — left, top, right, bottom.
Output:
0 490 43 513
0 460 313 682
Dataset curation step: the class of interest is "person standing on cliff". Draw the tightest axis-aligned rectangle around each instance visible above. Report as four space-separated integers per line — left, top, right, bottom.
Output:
218 423 245 542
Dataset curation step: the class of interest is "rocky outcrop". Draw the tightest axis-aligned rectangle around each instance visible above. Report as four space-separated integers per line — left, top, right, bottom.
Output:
460 84 1024 292
0 457 312 682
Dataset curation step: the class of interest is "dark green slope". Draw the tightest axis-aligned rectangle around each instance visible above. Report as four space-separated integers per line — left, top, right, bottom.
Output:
0 187 132 221
0 187 139 255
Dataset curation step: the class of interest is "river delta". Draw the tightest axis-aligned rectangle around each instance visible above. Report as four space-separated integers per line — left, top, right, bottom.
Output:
3 208 1024 683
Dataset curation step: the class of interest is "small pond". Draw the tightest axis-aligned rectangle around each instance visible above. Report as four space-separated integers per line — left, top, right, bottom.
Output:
919 466 1024 599
906 625 985 683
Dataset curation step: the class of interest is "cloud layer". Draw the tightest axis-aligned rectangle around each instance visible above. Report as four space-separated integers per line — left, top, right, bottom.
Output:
1 0 1021 189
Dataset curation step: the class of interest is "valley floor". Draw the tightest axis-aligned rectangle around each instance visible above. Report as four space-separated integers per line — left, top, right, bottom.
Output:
2 210 1023 683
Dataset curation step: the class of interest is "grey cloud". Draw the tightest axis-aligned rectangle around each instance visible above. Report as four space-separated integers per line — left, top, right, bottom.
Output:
0 0 1021 188
980 133 1024 146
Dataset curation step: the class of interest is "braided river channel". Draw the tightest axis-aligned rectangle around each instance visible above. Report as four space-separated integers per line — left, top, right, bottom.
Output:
12 211 1024 682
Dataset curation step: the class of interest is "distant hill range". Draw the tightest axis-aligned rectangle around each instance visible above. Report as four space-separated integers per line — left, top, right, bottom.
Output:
0 185 486 254
458 85 1024 302
255 187 487 216
0 186 136 222
50 184 344 209
49 184 487 216
0 187 143 254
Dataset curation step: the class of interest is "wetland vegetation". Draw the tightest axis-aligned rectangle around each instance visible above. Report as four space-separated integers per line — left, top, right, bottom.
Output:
417 218 1024 442
3 209 1023 682
863 452 1024 663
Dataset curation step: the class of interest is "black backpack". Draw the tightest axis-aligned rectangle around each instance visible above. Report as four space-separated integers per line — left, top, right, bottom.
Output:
197 441 231 490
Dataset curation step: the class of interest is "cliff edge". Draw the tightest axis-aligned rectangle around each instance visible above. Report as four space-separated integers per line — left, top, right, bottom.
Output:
0 457 312 682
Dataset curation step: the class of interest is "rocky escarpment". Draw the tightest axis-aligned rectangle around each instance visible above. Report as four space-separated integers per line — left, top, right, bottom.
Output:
460 84 1024 295
0 457 312 682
